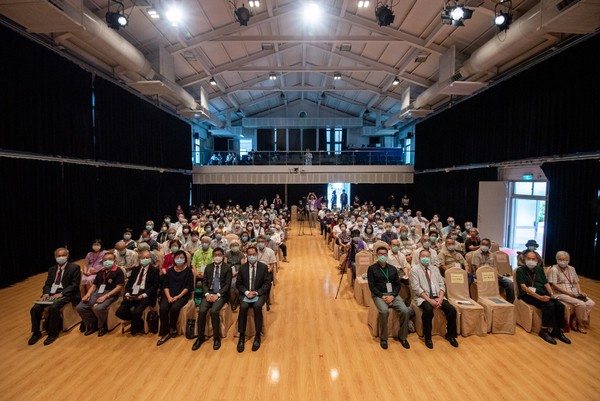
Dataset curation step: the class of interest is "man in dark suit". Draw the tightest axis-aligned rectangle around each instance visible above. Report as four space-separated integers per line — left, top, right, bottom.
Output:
192 247 232 351
116 250 160 335
29 248 82 346
236 246 271 352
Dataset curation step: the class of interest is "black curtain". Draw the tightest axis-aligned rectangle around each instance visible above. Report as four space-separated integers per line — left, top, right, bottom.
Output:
288 129 301 151
0 26 93 158
0 157 190 289
415 34 600 170
411 168 498 225
542 160 600 279
93 77 191 170
257 129 274 151
303 129 317 151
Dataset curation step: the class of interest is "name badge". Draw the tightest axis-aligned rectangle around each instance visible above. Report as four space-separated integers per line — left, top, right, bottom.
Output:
50 284 60 294
528 286 536 293
98 284 106 294
386 282 393 293
132 285 140 295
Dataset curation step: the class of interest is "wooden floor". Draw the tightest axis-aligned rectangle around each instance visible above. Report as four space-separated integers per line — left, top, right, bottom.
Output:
2 226 600 401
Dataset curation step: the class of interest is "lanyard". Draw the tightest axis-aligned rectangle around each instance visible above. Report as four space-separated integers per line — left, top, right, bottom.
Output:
102 269 111 283
560 268 573 285
379 265 390 282
392 253 402 266
527 269 536 287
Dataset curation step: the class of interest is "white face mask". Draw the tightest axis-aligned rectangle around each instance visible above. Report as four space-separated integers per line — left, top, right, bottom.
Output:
525 260 537 269
213 256 223 264
447 245 455 251
480 245 490 253
557 260 568 268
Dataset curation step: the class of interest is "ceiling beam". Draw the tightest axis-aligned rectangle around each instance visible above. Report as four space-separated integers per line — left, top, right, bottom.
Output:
206 35 421 43
167 3 298 55
215 66 411 73
208 74 272 100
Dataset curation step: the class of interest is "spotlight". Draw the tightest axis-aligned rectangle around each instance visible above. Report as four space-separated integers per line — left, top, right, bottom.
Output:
357 0 370 7
392 77 400 85
146 7 159 19
209 78 217 86
304 2 322 22
106 11 128 30
494 1 513 32
235 5 251 26
441 1 473 27
248 0 260 7
165 5 183 26
334 72 342 80
269 72 277 80
375 4 395 26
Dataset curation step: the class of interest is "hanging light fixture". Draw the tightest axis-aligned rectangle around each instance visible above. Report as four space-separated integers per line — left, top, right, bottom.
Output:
441 1 473 27
494 0 513 32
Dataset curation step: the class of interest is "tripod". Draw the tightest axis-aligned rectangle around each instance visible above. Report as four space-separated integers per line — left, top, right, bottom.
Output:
297 209 312 236
335 250 350 299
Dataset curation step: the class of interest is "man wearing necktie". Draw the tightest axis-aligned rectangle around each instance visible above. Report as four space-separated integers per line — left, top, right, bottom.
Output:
192 248 232 351
236 246 271 352
367 246 411 350
409 249 458 349
29 248 81 346
116 250 160 335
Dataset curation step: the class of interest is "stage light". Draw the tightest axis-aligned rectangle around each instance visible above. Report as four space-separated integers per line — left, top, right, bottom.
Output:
304 2 322 22
392 77 400 85
235 5 251 26
441 2 473 27
357 0 370 8
165 5 183 26
146 7 159 19
209 78 217 85
106 11 128 30
375 4 395 26
494 0 513 32
269 72 277 80
334 72 342 80
248 0 260 7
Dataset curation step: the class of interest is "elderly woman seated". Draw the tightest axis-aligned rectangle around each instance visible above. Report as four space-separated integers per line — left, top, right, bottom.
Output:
548 251 595 334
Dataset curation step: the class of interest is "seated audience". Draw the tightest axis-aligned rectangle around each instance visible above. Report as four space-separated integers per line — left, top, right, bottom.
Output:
139 230 159 251
81 239 106 297
387 239 410 280
225 241 245 311
380 222 398 245
191 236 214 280
464 228 481 253
409 249 459 349
116 250 160 335
114 240 139 278
184 231 201 255
122 228 137 250
437 238 467 278
192 248 232 351
548 251 595 333
517 239 544 268
516 250 570 345
157 251 194 346
367 246 410 350
76 253 124 337
29 248 81 346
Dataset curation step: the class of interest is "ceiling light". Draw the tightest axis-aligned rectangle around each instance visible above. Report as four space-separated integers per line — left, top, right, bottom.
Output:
334 72 342 80
235 5 251 26
269 72 277 80
494 0 513 32
441 2 473 27
339 43 352 51
106 11 128 30
248 0 260 7
357 0 370 7
165 5 183 26
304 2 322 22
415 52 429 63
261 43 274 51
392 77 400 85
209 78 217 85
146 7 159 19
375 4 395 26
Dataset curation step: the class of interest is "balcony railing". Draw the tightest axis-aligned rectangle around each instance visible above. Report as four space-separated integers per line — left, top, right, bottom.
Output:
194 148 413 166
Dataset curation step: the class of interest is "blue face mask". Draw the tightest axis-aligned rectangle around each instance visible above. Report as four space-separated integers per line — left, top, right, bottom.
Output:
103 260 114 268
202 243 209 250
378 255 388 264
421 257 431 266
241 236 248 242
528 246 537 252
170 246 179 253
248 255 258 264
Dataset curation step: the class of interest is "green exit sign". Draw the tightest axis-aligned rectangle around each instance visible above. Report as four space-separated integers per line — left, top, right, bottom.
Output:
522 174 533 181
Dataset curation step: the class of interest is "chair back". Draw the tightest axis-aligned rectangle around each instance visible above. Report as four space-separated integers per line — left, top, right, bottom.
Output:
494 251 512 276
225 233 239 244
475 265 500 298
465 251 474 272
445 267 470 301
372 240 390 253
491 241 500 253
355 250 373 277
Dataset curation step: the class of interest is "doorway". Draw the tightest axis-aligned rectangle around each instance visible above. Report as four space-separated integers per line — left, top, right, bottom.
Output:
507 181 547 255
327 183 351 210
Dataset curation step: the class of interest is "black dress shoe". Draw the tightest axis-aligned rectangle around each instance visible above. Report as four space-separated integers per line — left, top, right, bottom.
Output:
28 332 42 346
79 322 86 332
553 330 571 344
399 339 410 349
445 335 459 348
425 338 434 349
157 333 171 346
84 327 97 336
213 338 221 350
266 303 271 312
44 334 58 346
192 337 204 351
252 335 261 352
380 339 388 349
98 327 107 337
237 335 245 353
539 331 557 345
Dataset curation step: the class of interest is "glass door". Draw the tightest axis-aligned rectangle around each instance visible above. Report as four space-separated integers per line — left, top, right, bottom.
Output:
507 181 547 256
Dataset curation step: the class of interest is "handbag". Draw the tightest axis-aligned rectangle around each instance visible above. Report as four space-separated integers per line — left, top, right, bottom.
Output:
186 319 197 339
146 311 159 334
